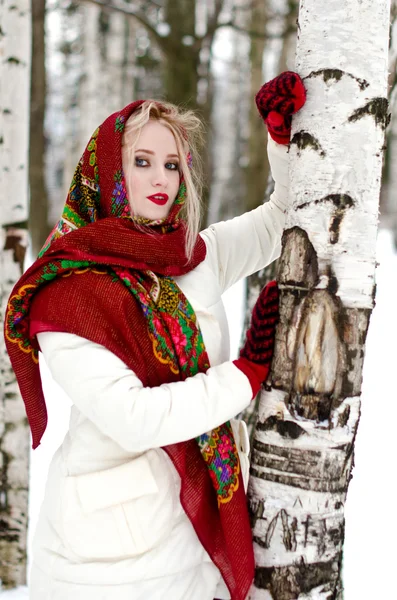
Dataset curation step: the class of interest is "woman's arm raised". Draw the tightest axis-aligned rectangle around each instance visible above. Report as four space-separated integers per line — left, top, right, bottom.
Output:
200 72 306 292
200 137 289 293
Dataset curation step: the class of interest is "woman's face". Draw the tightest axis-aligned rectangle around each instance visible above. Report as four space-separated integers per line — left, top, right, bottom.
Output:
123 120 181 220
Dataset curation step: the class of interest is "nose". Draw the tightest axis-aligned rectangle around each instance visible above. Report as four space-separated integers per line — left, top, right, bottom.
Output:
151 165 168 188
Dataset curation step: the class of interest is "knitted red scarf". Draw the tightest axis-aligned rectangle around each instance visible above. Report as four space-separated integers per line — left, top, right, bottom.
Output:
4 101 254 599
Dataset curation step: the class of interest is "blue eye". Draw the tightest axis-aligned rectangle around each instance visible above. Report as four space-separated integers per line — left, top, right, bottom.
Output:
135 157 148 167
166 162 179 171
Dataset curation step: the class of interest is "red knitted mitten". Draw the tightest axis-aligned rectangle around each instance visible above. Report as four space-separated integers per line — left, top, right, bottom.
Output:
255 71 306 144
234 280 279 397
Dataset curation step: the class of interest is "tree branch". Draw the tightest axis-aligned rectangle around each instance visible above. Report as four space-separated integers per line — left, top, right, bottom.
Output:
204 0 226 45
82 0 170 53
217 21 297 40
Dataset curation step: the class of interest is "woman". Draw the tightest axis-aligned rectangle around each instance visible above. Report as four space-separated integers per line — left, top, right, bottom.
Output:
4 72 306 600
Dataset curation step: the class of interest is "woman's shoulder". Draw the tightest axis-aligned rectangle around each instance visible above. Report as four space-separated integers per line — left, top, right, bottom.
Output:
30 266 128 325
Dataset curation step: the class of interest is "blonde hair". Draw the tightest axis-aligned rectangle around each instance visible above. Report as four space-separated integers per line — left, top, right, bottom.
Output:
121 100 205 261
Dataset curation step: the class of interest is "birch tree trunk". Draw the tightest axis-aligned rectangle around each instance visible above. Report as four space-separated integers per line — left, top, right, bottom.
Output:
248 1 391 598
245 0 269 213
0 0 31 590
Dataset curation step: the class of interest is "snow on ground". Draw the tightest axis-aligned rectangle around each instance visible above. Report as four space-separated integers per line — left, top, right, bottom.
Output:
2 228 396 599
343 228 397 599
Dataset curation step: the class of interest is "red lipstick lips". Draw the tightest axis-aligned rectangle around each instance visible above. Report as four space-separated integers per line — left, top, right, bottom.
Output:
147 193 169 206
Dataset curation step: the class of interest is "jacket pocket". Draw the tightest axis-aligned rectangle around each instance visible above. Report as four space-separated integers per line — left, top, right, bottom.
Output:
61 449 178 561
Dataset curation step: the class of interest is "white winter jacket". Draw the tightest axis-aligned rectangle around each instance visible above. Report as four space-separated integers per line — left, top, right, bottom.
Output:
29 139 289 600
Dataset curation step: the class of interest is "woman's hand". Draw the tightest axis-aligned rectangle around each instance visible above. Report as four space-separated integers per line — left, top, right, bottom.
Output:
233 280 279 397
256 72 306 144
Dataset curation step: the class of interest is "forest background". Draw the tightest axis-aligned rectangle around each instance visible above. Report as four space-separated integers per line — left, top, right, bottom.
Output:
1 0 397 597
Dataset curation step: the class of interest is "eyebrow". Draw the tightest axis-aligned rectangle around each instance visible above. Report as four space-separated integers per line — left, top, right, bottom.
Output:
135 148 179 159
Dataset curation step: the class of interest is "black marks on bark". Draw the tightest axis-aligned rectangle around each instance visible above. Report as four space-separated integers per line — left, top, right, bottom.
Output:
329 214 343 244
2 223 28 272
348 97 390 130
0 519 20 543
293 496 303 509
6 56 22 66
297 194 355 245
250 499 265 529
306 68 369 91
308 68 343 84
278 227 319 288
0 448 10 511
297 193 354 212
251 439 349 493
322 194 356 210
257 415 306 439
337 403 350 428
303 514 310 547
290 131 326 157
254 509 297 551
325 264 339 295
290 393 334 422
324 194 355 244
254 556 342 600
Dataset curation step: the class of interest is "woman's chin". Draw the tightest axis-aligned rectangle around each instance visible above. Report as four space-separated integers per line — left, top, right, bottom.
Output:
131 203 172 221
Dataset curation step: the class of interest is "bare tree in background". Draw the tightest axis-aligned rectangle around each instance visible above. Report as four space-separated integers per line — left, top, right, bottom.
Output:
81 0 228 223
82 0 285 224
29 0 49 257
0 0 31 590
83 0 226 111
248 0 391 597
245 0 269 214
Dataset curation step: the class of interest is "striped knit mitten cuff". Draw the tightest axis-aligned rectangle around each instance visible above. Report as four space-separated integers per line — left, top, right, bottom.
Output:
237 280 279 396
255 72 306 144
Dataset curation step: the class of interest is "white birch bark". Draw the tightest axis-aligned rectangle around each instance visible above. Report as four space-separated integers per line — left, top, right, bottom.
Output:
45 2 77 226
0 0 31 589
58 3 131 209
208 0 251 223
79 4 127 145
78 3 104 150
120 17 136 108
248 1 391 598
58 3 85 214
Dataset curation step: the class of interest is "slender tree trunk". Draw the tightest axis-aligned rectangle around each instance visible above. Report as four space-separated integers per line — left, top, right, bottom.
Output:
163 0 199 108
78 3 106 145
29 0 49 257
277 0 299 73
208 4 251 223
248 1 391 598
0 0 31 589
58 2 83 207
245 0 269 213
120 12 136 107
99 8 126 115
